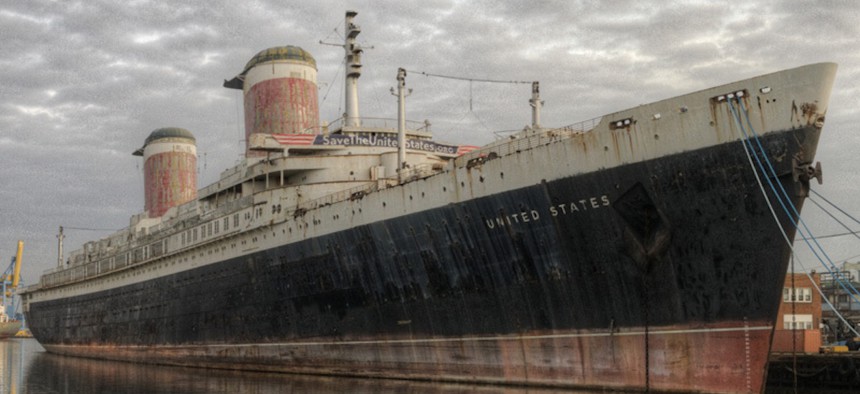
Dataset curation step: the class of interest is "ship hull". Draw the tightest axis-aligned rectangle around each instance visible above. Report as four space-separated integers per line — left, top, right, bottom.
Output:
27 123 818 393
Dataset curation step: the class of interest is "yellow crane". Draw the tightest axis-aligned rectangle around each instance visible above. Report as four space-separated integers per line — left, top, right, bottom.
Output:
3 241 23 298
1 241 24 338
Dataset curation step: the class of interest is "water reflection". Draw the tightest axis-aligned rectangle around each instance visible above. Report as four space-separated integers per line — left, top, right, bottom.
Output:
12 338 585 394
0 338 850 394
0 338 27 394
29 352 583 394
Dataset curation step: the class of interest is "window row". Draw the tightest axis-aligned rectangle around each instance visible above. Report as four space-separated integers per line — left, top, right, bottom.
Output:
782 287 812 303
180 214 241 247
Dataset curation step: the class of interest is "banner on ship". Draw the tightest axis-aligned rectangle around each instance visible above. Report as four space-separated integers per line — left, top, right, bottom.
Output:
272 133 478 156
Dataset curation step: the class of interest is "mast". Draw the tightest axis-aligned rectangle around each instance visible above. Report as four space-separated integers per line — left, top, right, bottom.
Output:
395 68 410 176
57 226 64 268
344 10 363 128
529 81 543 129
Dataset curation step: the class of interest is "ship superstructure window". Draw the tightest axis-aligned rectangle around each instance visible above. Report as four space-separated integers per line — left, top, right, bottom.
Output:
224 217 229 231
193 229 198 242
181 232 186 246
215 220 220 234
783 314 813 330
609 117 634 130
234 214 239 227
783 287 812 303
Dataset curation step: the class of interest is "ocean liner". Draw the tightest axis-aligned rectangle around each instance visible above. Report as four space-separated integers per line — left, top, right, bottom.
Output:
21 11 837 394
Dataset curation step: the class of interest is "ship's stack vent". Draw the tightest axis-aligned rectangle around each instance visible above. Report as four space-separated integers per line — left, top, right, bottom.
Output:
224 46 320 157
133 127 198 218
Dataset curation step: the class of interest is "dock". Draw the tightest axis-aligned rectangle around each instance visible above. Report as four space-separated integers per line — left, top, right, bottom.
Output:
767 352 860 389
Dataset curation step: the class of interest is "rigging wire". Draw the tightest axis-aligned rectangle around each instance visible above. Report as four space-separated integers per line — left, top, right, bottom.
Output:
321 17 345 42
738 103 860 304
61 226 118 232
727 98 860 336
807 197 860 243
405 69 532 133
831 251 860 266
317 15 350 119
320 57 345 106
404 70 533 85
811 188 860 227
469 110 491 132
730 98 860 317
799 228 860 241
737 100 860 301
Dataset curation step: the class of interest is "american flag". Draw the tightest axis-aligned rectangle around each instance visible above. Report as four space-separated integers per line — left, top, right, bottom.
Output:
457 145 480 155
272 133 317 145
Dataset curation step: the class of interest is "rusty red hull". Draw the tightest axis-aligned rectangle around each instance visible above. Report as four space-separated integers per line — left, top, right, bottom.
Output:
45 320 770 393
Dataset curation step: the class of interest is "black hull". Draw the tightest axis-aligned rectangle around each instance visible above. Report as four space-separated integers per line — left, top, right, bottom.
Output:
30 126 814 343
26 125 821 393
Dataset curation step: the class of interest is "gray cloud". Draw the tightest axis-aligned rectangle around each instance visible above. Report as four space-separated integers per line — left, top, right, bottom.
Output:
2 0 860 281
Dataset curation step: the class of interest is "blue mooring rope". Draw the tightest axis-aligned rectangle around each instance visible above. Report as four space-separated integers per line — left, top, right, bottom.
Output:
727 98 860 303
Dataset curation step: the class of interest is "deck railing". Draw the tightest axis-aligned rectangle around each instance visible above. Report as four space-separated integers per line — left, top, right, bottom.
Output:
456 116 602 167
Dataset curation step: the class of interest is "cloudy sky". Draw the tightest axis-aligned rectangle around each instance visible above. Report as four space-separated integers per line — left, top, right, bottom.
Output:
2 0 860 283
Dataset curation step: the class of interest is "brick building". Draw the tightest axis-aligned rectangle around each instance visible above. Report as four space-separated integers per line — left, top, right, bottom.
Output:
771 272 821 353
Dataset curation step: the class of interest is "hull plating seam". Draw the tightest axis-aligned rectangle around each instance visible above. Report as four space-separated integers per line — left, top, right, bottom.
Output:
46 324 773 349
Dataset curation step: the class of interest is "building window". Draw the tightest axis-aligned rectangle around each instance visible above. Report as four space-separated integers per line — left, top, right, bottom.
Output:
783 314 813 330
783 287 812 303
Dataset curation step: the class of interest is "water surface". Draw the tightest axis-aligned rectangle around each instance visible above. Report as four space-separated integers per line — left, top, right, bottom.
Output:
0 338 846 393
0 338 598 394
